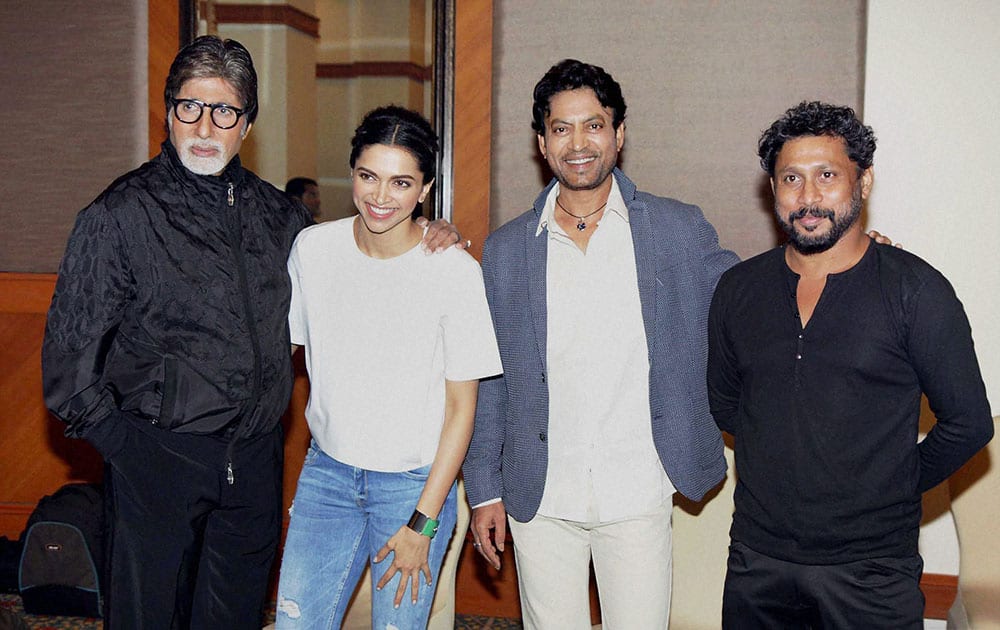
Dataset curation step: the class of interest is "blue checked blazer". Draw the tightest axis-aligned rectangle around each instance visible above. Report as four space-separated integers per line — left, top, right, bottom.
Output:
462 169 740 523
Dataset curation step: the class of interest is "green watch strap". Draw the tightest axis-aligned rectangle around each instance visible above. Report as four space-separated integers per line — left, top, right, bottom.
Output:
407 510 439 539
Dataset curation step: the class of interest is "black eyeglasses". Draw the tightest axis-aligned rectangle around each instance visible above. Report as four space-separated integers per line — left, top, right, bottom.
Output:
170 98 245 130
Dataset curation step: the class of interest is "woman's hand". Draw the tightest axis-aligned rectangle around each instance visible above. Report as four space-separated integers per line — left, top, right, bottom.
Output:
374 526 433 607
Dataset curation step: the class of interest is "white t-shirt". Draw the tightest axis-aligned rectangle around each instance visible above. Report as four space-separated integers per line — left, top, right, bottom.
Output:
287 217 502 472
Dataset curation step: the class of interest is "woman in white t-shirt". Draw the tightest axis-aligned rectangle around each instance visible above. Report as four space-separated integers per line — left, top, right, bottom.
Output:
275 106 502 629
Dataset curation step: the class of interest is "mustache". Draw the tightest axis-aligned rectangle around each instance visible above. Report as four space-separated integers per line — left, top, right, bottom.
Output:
182 137 224 152
789 206 835 221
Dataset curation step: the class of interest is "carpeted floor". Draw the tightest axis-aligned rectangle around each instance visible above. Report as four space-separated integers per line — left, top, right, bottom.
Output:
0 593 522 629
0 592 102 629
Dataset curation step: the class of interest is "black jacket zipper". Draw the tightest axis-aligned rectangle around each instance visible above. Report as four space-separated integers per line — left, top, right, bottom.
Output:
225 181 263 484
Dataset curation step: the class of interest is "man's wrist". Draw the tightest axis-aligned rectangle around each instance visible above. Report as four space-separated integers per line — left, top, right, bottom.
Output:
407 510 439 538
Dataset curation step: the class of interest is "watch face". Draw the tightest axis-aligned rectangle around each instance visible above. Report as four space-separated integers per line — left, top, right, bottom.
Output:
409 511 440 538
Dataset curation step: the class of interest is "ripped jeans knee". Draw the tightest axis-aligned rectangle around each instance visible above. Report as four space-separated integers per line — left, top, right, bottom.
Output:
276 596 301 620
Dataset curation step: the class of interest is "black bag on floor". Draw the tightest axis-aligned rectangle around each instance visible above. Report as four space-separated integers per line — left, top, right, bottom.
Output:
18 483 103 617
0 536 22 593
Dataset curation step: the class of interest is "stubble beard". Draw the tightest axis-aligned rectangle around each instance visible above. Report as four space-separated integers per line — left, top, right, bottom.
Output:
553 152 616 193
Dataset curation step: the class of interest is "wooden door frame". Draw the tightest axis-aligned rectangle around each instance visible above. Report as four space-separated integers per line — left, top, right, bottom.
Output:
450 0 493 260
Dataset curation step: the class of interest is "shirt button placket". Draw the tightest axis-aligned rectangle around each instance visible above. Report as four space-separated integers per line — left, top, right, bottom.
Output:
794 332 804 385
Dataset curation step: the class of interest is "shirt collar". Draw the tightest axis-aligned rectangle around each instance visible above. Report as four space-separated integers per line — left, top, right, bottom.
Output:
535 176 629 238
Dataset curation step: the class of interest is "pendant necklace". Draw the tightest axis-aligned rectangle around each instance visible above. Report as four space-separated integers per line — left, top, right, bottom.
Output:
556 196 608 231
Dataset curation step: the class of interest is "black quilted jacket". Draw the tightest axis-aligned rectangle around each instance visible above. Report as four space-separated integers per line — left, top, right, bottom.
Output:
42 141 311 442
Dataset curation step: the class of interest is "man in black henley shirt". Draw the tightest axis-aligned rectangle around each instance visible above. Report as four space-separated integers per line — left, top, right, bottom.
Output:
707 101 993 629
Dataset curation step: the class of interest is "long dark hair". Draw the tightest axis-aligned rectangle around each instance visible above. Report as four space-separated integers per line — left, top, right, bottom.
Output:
758 101 876 176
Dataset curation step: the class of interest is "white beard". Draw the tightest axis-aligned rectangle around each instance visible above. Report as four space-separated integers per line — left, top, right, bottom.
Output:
176 136 229 176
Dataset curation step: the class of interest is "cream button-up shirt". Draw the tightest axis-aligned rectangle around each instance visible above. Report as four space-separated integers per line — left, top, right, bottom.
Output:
535 179 675 523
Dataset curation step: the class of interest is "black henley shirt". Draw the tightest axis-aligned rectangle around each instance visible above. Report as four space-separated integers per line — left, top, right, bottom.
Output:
707 241 992 564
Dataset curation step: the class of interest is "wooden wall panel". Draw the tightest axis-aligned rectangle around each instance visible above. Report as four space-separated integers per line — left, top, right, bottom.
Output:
0 274 102 539
922 573 958 620
0 271 308 557
316 61 431 81
149 0 181 157
450 0 493 262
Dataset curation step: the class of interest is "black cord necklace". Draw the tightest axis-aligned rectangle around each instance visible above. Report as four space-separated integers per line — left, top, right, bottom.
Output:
556 196 608 231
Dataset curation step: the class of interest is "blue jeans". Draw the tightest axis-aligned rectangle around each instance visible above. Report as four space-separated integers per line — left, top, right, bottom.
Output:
275 442 457 629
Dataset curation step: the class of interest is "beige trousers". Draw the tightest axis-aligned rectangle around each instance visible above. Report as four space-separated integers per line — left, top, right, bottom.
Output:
508 500 673 630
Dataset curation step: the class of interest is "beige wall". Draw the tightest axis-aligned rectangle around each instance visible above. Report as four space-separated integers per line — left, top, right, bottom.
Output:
865 8 999 621
490 1 865 260
285 28 321 180
864 1 999 415
206 1 432 220
217 24 318 187
0 0 148 273
949 418 1000 627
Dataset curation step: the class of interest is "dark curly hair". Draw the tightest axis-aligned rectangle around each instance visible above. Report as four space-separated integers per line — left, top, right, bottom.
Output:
758 101 876 176
531 59 627 135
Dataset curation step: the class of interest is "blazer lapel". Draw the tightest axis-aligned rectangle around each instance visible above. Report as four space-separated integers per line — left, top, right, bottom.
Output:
625 180 657 347
525 217 548 372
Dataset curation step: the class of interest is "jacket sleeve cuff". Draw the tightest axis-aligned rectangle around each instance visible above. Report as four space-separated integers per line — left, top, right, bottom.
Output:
471 497 503 510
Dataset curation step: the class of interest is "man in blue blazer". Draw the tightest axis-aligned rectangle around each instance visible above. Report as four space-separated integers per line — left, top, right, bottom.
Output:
462 59 739 628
